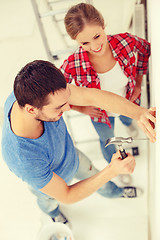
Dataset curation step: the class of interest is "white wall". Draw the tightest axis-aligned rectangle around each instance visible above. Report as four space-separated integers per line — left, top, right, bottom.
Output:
147 0 160 239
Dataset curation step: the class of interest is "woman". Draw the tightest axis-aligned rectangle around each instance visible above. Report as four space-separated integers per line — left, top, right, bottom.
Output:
60 3 150 183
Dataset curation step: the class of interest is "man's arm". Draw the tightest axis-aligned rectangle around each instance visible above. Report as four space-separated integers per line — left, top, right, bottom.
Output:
40 152 135 204
68 84 156 142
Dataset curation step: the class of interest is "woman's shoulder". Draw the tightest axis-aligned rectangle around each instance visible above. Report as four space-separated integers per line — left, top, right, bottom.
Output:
108 32 135 51
61 47 88 71
66 46 84 62
108 32 131 41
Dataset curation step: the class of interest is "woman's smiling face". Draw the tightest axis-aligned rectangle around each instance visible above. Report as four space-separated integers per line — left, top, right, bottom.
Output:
75 24 107 57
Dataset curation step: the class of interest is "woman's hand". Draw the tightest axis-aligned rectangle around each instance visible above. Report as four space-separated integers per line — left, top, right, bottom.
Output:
130 74 143 102
130 82 141 102
72 105 104 118
81 106 104 118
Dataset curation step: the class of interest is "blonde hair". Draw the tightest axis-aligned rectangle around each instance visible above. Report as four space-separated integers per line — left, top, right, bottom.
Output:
64 3 105 39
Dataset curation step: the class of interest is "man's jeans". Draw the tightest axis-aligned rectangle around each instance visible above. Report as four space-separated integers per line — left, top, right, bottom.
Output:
30 149 123 218
91 116 132 163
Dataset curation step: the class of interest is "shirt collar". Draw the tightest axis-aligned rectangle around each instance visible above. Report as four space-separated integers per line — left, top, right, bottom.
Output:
74 46 93 73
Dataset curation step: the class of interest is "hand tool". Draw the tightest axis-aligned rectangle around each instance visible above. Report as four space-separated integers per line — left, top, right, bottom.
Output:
105 136 148 160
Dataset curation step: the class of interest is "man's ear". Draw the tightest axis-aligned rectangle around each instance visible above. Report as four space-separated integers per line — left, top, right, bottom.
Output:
24 104 38 115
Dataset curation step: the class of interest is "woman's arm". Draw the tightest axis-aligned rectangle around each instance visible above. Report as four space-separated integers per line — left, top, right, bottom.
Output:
127 32 151 75
126 33 150 102
130 74 143 102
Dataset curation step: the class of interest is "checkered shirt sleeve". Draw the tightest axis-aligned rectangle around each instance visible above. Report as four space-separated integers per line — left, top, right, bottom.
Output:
127 33 150 75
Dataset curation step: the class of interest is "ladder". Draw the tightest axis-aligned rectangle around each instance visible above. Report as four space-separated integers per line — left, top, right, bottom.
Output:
31 0 92 62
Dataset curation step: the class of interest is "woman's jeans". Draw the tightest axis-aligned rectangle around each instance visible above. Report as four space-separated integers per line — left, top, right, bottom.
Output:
30 149 124 218
91 116 132 163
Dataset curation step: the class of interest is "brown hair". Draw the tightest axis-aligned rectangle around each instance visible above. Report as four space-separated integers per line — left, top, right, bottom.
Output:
64 3 105 39
14 60 67 109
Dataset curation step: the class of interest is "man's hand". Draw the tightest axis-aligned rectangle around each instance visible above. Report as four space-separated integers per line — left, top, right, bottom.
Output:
109 151 136 176
137 107 156 142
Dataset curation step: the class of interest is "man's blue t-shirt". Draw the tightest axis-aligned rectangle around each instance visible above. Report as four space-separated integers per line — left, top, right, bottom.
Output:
1 92 79 190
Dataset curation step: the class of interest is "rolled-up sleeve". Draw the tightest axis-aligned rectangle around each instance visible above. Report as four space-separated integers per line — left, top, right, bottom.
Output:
128 33 151 75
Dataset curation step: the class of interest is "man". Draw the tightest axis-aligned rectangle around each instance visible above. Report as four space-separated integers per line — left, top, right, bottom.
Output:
1 60 156 225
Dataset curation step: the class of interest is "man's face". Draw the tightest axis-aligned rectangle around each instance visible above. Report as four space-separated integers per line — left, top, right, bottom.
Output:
35 86 71 122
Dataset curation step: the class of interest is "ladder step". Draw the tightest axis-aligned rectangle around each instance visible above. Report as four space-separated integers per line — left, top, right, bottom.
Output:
48 0 80 4
51 46 77 57
40 9 67 18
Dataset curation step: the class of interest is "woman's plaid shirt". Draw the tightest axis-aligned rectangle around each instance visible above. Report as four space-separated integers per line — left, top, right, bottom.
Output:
60 32 151 127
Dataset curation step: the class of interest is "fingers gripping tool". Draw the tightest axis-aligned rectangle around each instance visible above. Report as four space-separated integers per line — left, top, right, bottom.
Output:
105 137 133 159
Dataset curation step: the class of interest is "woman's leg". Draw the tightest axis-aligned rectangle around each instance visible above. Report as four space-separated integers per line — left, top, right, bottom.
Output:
91 118 132 185
119 115 138 137
119 115 132 126
91 118 116 163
